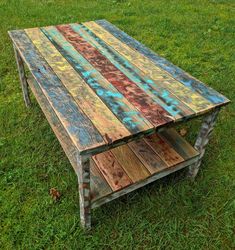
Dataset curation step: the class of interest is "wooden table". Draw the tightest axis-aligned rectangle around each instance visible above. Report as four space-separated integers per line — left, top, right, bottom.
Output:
9 20 230 229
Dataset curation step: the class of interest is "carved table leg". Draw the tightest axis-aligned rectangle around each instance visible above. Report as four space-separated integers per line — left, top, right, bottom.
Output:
13 44 31 107
188 108 221 179
77 154 91 229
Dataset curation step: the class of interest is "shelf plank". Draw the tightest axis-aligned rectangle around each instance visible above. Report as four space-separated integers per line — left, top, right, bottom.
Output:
92 151 132 191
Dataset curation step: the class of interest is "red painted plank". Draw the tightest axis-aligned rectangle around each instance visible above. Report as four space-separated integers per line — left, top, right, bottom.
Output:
56 24 173 127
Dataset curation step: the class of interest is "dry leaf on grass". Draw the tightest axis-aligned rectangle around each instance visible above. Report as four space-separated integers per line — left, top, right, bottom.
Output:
49 187 61 201
179 128 187 137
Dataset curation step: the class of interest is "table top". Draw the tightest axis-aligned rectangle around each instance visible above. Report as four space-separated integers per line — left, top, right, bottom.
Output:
9 19 230 155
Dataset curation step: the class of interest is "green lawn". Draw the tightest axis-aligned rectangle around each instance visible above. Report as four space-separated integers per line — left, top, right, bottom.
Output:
0 0 234 249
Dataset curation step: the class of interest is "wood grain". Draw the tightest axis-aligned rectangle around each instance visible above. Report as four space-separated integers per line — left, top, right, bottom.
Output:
92 151 132 191
111 144 150 182
57 24 173 127
96 19 229 105
144 133 184 166
128 139 168 174
26 28 131 144
84 21 214 114
9 30 105 153
72 23 195 120
41 26 153 134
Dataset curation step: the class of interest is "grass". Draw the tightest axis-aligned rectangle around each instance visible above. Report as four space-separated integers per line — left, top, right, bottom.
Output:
0 0 234 249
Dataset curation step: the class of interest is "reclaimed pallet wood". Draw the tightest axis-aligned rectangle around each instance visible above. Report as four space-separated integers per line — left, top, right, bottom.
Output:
26 28 131 144
41 26 153 134
72 23 195 120
96 19 230 105
84 21 214 114
9 30 105 154
56 24 173 127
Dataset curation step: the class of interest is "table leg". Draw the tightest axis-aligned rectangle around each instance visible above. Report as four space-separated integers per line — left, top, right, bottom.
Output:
13 44 31 107
188 108 221 179
77 155 91 229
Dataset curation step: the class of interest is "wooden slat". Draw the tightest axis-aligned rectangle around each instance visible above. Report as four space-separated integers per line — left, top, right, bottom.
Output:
111 144 150 182
72 23 195 120
41 26 153 134
96 19 229 105
144 133 184 166
9 30 104 154
56 24 173 127
25 28 131 144
92 151 132 191
159 128 199 160
84 21 214 114
128 139 168 174
91 155 199 209
90 161 112 201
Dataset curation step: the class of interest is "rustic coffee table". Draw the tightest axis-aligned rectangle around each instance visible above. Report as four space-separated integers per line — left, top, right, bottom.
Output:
9 20 229 229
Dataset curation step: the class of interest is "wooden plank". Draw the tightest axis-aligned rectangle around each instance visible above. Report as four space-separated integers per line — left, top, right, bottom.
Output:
41 26 153 134
111 144 150 182
144 133 184 166
92 151 132 191
159 128 199 160
56 24 173 127
72 23 195 120
96 19 229 105
128 139 168 174
92 155 199 209
90 160 112 201
84 21 214 114
25 28 131 144
9 30 104 154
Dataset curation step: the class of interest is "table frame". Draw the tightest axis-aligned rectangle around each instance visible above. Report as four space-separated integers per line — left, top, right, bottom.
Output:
13 44 221 229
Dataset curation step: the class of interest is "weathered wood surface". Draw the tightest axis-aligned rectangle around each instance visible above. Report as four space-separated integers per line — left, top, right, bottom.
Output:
72 23 195 120
92 155 199 209
84 21 215 114
56 24 173 127
13 44 31 107
41 26 153 134
26 28 131 144
9 30 105 154
96 19 230 105
188 108 221 178
92 151 132 191
144 134 184 166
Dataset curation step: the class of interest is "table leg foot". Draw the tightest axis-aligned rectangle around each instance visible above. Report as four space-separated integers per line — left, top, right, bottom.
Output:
188 108 221 179
13 44 31 107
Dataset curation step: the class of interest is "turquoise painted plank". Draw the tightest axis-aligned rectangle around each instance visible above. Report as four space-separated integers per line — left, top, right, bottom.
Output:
71 23 195 120
41 26 153 134
96 19 229 105
9 30 105 152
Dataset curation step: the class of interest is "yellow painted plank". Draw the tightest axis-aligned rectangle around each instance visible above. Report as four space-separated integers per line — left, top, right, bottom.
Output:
84 21 214 114
26 28 131 143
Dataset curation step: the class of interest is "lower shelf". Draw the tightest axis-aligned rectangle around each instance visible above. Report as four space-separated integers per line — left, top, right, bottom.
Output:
90 129 199 208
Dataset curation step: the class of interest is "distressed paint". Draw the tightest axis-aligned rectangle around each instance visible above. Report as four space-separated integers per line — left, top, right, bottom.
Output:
96 19 229 105
26 28 131 144
57 24 173 127
188 108 221 178
71 23 195 120
13 44 31 107
41 26 153 134
9 30 105 153
84 21 214 113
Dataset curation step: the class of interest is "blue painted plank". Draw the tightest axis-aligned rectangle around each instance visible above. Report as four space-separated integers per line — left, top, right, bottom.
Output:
96 19 229 105
9 30 105 153
41 26 153 134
